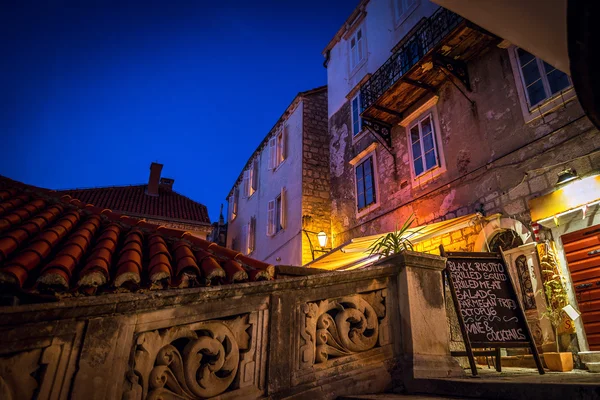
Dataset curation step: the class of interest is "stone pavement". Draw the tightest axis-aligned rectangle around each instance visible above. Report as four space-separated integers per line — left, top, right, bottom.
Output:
340 367 600 400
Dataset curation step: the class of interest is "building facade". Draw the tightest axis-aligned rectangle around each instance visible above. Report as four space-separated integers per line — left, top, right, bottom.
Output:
226 87 330 266
319 0 600 355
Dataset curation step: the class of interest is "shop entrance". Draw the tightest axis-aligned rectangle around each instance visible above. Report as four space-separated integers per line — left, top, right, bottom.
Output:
561 224 600 351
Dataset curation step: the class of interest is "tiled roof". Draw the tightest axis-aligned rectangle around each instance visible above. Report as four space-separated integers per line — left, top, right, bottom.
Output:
0 176 274 303
56 185 210 226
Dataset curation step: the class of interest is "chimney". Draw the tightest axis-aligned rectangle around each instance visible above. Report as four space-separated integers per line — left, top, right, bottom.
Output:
159 177 175 192
147 162 163 196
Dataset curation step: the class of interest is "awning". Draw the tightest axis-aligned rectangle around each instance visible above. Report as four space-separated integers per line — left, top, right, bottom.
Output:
529 175 600 225
307 213 500 271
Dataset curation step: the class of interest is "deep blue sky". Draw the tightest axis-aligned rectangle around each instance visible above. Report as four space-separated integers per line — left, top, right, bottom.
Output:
0 0 358 223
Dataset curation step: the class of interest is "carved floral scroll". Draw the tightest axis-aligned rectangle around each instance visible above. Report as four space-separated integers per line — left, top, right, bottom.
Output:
126 315 253 399
299 290 389 368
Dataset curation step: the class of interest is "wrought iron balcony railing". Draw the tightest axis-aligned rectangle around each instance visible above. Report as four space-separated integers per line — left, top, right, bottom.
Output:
360 7 463 113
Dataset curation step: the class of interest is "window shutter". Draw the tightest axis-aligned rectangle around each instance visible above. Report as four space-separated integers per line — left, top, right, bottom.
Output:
249 216 256 253
251 159 259 192
281 125 288 161
268 137 276 170
267 200 275 236
233 187 239 216
280 187 287 229
243 170 249 198
242 223 248 255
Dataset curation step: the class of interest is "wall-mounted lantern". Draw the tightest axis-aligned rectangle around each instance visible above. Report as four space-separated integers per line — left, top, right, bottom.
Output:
303 230 332 261
317 231 328 248
555 168 578 186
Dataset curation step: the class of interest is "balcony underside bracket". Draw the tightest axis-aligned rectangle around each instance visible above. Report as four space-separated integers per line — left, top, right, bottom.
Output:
432 53 471 91
362 116 393 150
372 105 404 119
401 78 436 94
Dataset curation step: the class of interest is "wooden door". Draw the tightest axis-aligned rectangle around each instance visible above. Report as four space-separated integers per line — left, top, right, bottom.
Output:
562 224 600 351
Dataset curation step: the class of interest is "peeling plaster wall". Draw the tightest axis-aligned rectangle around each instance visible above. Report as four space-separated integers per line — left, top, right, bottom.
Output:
328 44 599 248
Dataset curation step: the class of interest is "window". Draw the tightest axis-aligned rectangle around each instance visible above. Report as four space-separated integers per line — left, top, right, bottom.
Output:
231 236 239 252
515 48 571 108
267 188 286 236
394 0 417 24
243 159 259 198
349 26 365 71
355 156 376 211
269 126 287 170
229 187 239 221
408 113 439 177
244 216 256 255
351 93 363 136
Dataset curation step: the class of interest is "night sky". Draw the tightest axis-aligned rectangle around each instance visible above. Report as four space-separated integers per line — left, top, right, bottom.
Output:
0 0 358 223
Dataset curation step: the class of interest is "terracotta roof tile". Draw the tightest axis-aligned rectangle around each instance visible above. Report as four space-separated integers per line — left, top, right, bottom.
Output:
0 176 275 303
221 259 248 283
56 185 210 225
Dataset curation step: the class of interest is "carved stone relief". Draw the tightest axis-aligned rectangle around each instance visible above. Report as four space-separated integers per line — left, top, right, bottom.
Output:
515 255 536 310
299 289 389 369
125 314 262 399
0 332 82 400
0 349 41 400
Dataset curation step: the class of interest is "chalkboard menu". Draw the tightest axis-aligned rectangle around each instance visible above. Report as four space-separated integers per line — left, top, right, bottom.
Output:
440 247 544 375
446 256 530 345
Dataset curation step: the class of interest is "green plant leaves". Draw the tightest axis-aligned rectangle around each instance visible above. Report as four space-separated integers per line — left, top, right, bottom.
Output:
368 214 418 259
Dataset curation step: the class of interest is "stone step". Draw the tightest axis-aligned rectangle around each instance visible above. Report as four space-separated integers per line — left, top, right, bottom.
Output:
339 395 462 400
405 377 600 400
586 362 600 373
579 351 600 364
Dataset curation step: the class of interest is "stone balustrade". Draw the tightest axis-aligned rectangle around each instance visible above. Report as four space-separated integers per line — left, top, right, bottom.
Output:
0 251 462 399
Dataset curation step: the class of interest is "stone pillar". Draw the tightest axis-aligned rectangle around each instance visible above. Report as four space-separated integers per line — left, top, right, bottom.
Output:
378 251 464 381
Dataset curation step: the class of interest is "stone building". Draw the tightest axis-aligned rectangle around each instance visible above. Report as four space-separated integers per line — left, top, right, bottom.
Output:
226 86 330 266
313 0 600 355
58 162 212 239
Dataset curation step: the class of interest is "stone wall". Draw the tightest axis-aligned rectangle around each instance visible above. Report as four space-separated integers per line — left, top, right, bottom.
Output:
413 224 483 255
0 253 461 400
328 44 600 248
301 89 332 265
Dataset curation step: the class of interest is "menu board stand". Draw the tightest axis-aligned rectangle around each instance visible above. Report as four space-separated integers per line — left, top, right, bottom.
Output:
440 245 544 376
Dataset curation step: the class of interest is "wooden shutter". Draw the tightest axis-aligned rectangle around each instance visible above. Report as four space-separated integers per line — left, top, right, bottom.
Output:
228 195 234 222
249 216 256 253
233 187 239 217
267 200 275 236
280 187 287 229
251 159 259 193
242 170 249 198
268 137 277 170
281 125 288 161
242 223 249 254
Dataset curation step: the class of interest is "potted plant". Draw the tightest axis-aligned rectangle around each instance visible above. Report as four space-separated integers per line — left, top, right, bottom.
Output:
540 269 574 372
368 214 418 258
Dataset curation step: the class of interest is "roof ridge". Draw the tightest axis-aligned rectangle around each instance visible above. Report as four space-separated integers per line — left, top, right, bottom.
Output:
55 183 147 192
1 175 210 225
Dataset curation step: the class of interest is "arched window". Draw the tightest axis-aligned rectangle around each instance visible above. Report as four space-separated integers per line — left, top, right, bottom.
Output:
488 229 524 253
